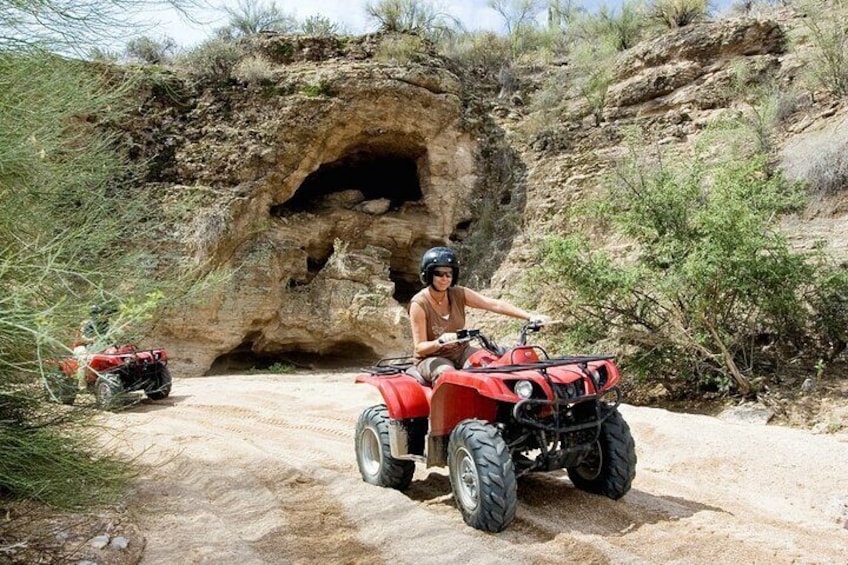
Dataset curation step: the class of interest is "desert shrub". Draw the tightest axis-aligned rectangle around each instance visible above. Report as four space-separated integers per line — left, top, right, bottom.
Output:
808 264 848 357
650 0 709 28
533 140 810 395
177 38 246 84
232 54 276 85
365 0 460 42
217 0 297 39
570 38 617 125
487 0 545 35
804 138 848 194
0 50 165 507
299 14 341 36
795 0 848 96
0 392 133 508
592 0 647 51
731 65 799 154
374 33 428 64
299 77 335 97
125 35 177 65
440 31 512 76
459 140 527 288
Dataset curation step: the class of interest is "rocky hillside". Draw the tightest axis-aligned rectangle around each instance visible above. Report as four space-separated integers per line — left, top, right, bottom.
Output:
121 10 846 377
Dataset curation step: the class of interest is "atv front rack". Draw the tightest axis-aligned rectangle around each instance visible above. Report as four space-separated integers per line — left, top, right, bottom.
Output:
464 354 615 374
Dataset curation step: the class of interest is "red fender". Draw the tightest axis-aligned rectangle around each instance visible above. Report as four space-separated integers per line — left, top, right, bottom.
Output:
355 373 432 420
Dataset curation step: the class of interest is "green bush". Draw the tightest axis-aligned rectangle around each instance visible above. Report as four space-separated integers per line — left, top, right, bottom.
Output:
0 51 149 507
365 0 460 42
0 392 133 508
299 14 341 36
805 139 848 194
299 77 335 97
177 38 246 84
809 265 848 357
570 38 617 125
650 0 709 28
533 142 811 396
439 31 512 77
374 34 428 64
796 0 848 96
593 1 647 51
125 35 177 65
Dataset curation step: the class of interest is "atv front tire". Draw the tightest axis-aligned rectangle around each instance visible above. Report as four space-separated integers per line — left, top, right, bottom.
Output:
567 408 636 499
146 366 172 400
355 405 414 490
43 371 77 405
448 419 517 532
95 374 126 410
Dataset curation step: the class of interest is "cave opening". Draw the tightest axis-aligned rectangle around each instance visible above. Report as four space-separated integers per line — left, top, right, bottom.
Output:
391 269 421 304
206 339 379 374
271 146 424 215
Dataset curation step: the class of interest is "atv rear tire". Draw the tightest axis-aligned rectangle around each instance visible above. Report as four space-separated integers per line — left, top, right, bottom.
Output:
355 405 414 490
43 371 77 405
567 408 636 499
146 366 172 400
448 419 517 532
95 374 125 410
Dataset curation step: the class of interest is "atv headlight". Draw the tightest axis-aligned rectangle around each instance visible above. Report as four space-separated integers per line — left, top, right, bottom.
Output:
514 380 533 399
590 366 609 389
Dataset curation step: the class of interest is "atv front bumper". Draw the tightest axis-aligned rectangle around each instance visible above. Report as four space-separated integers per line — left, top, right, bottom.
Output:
512 387 622 434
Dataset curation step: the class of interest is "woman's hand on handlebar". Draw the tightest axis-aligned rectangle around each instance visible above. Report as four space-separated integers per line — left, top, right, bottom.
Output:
527 314 552 328
437 332 459 345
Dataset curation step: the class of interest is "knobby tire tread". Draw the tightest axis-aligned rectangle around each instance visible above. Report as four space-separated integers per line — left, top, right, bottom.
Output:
568 409 636 499
449 419 518 532
356 405 414 491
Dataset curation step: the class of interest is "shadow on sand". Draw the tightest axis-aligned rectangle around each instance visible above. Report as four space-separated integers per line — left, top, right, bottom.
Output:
401 468 725 543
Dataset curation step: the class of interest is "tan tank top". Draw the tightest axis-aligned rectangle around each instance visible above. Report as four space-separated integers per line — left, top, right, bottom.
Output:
411 286 468 362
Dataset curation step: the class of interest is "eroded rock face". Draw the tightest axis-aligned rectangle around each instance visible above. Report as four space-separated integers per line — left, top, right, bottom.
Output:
138 34 484 376
608 19 786 116
132 18 831 377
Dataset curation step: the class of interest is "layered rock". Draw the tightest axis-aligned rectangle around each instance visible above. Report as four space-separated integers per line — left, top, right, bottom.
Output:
136 34 485 375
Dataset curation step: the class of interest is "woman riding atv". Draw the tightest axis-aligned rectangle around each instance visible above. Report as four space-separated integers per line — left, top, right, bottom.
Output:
409 246 548 383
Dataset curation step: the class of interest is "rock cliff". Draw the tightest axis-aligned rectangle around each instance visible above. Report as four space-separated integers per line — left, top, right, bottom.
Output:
124 15 846 376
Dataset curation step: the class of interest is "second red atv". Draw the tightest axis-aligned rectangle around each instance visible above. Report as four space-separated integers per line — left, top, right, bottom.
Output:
44 344 172 409
354 322 636 532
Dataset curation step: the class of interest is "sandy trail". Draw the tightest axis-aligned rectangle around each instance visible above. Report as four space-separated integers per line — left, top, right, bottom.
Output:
103 372 848 564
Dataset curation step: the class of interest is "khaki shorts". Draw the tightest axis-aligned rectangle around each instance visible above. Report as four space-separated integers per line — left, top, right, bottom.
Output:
417 346 479 383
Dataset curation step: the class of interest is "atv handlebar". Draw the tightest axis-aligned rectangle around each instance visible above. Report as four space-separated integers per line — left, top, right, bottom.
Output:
439 320 562 351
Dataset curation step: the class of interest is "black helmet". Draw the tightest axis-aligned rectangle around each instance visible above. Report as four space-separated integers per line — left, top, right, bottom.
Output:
419 246 459 287
89 304 115 317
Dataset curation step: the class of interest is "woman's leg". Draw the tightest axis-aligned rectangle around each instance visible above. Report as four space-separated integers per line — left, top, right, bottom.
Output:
460 346 480 368
417 356 454 384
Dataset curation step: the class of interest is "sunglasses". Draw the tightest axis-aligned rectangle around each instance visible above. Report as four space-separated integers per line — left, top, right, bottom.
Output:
433 270 453 278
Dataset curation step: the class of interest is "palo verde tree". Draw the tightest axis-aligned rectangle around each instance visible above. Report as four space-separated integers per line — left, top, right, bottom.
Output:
0 0 200 509
365 0 462 41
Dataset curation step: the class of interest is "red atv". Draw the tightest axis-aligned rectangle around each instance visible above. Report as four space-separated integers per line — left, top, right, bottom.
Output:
354 322 636 532
44 344 172 409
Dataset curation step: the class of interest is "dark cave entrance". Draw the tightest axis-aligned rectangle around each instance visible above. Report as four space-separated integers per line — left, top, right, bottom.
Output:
206 337 378 374
271 146 424 214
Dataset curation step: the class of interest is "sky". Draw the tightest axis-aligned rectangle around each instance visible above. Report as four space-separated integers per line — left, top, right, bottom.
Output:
146 0 737 50
147 0 548 48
